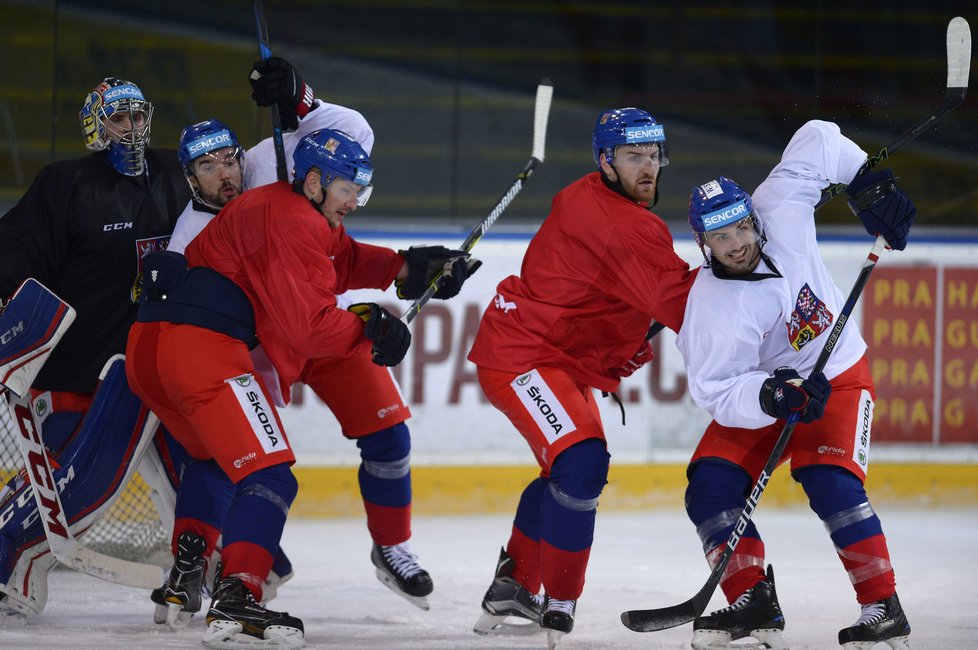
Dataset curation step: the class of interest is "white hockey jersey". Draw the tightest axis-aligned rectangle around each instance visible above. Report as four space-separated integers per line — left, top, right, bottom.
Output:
168 99 374 255
677 120 869 430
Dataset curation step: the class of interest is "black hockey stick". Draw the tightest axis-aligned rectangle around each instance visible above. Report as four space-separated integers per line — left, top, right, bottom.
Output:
252 0 288 182
622 16 971 635
621 236 888 633
402 79 554 324
816 16 971 208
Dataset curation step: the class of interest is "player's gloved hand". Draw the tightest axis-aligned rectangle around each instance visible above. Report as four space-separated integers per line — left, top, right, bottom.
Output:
396 246 475 300
759 366 832 422
610 340 654 378
249 57 315 130
845 168 916 251
348 303 411 367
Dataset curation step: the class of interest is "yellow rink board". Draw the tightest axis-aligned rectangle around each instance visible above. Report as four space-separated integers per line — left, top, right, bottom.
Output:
291 463 978 518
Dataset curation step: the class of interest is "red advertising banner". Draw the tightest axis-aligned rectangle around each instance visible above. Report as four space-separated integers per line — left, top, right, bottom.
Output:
864 267 937 442
940 268 978 443
864 266 978 443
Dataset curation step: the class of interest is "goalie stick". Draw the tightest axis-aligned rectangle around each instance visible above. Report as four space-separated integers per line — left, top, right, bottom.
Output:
252 0 288 182
622 16 971 635
402 78 554 324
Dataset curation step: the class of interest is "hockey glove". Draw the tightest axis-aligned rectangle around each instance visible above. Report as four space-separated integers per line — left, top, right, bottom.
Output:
395 246 475 300
759 366 832 423
348 303 411 367
249 57 315 130
610 340 654 379
845 168 917 251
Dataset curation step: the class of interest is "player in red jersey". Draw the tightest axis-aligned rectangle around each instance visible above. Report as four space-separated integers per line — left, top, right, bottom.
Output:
467 107 696 647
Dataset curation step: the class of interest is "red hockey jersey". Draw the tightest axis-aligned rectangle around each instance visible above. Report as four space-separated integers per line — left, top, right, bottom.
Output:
468 172 695 392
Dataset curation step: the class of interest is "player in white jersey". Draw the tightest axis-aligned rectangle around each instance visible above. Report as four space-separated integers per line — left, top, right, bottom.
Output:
676 120 915 650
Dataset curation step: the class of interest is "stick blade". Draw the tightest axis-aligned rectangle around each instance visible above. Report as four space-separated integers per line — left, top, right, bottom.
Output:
531 78 554 162
621 598 701 633
947 17 971 90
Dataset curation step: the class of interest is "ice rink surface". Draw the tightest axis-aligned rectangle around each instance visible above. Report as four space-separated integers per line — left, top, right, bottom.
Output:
1 507 974 650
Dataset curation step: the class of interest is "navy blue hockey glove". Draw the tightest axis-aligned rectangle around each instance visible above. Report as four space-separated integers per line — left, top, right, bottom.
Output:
349 303 411 367
396 246 478 300
249 57 315 130
759 366 832 423
845 168 917 251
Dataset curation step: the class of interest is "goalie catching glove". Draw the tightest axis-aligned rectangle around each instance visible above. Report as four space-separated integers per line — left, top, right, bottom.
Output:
395 245 481 300
249 56 315 131
845 168 917 251
349 303 411 367
759 366 832 423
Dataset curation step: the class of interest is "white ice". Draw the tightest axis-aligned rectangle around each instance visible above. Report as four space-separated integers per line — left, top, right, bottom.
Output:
0 507 974 649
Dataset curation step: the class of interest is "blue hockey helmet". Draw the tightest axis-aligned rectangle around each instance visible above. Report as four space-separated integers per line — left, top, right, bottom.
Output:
592 107 669 168
292 128 374 206
177 118 243 174
79 77 153 176
688 176 764 264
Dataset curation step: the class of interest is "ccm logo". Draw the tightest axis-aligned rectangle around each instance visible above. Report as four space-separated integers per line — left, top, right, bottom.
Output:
103 222 133 231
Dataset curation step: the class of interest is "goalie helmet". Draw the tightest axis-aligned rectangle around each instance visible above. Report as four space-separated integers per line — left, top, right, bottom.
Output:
592 107 669 168
178 119 243 174
292 128 373 206
79 77 153 176
688 176 765 266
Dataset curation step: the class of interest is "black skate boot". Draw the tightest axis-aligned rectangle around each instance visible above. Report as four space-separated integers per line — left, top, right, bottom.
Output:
202 575 304 649
473 547 544 635
151 531 207 629
370 541 433 610
691 564 787 650
541 596 576 650
838 594 911 649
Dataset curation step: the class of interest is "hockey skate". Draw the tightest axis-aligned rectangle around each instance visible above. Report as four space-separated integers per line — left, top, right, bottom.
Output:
838 594 911 649
370 541 433 610
202 575 304 649
541 596 576 650
691 565 788 650
473 548 543 636
151 531 207 629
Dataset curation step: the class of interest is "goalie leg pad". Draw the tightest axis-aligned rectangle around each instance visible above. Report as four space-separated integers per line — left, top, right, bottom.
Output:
0 356 157 608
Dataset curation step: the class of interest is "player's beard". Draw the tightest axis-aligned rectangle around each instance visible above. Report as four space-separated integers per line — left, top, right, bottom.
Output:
201 180 243 208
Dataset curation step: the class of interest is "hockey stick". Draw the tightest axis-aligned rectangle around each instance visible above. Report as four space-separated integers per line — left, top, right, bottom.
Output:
621 236 888 633
9 393 163 589
252 0 288 182
816 16 970 208
402 78 554 324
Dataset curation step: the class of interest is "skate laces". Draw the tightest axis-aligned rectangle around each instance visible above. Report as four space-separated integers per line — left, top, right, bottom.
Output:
546 598 575 616
853 601 888 626
711 586 756 615
381 543 424 578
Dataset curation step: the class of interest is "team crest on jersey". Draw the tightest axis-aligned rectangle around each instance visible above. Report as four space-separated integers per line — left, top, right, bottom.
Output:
786 283 833 351
131 236 170 303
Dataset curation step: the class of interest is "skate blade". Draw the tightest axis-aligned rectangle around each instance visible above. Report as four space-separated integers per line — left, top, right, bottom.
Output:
692 627 787 650
165 602 194 630
374 567 430 611
842 636 911 650
547 628 567 650
153 602 167 625
472 611 542 636
202 619 305 648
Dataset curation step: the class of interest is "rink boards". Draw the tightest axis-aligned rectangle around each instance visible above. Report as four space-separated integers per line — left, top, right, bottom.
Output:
279 231 978 515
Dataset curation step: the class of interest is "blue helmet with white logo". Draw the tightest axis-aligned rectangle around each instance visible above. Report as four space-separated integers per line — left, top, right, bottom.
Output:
79 77 153 176
178 118 243 173
592 107 669 168
688 176 764 264
292 128 374 206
